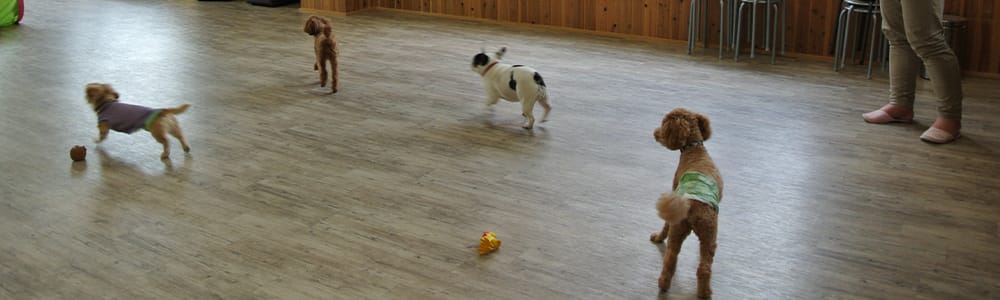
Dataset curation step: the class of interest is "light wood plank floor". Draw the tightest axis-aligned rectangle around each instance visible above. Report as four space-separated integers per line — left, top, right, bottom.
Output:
1 1 998 299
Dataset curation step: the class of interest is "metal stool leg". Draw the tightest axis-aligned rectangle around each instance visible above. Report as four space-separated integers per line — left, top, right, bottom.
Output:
750 0 757 59
730 0 738 50
770 2 778 64
688 0 696 54
839 6 855 69
764 0 778 51
834 6 847 71
735 2 747 61
866 12 879 79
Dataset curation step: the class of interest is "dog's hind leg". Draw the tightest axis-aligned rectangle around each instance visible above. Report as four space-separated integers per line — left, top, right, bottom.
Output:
693 217 718 299
659 221 691 291
517 87 538 129
151 124 171 160
166 117 191 154
520 100 536 129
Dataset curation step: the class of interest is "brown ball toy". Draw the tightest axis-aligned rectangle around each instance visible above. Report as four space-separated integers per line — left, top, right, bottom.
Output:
70 145 87 161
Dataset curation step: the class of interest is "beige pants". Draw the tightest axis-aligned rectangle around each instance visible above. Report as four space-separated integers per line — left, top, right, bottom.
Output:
880 0 963 120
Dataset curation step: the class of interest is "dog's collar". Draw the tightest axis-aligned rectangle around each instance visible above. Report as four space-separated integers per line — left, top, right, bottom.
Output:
680 141 704 153
480 62 499 76
94 101 115 113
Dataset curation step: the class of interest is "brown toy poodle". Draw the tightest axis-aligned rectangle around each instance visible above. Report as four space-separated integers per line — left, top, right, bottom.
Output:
649 108 723 298
85 83 191 160
303 15 339 94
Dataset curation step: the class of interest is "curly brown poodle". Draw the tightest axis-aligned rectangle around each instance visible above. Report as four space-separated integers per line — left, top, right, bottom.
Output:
649 108 723 299
303 15 339 94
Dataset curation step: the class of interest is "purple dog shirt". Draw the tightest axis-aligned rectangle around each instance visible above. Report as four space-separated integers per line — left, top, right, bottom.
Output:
97 102 160 133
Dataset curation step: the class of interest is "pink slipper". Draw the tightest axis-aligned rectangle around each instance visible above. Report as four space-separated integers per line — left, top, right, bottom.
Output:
920 127 961 144
862 110 913 124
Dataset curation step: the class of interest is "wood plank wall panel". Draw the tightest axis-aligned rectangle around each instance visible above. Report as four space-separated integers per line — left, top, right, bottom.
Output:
347 0 376 11
301 0 335 11
944 0 999 73
307 0 1000 73
521 0 540 25
482 0 498 20
302 0 374 13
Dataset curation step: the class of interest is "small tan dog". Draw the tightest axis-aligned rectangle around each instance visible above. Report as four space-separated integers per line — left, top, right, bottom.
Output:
303 15 339 94
649 108 723 299
85 83 191 160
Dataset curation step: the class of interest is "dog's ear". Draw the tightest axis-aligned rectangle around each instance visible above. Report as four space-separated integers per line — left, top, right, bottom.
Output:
495 47 507 59
85 83 101 103
100 84 118 100
696 113 712 141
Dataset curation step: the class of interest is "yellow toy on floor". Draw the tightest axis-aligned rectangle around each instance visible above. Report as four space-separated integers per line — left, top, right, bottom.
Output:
478 231 501 255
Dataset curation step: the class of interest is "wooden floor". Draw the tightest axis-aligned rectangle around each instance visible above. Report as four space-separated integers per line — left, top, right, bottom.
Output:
2 1 999 299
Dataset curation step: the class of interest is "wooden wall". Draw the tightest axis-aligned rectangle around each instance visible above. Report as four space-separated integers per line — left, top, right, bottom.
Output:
944 0 999 74
301 0 376 14
304 0 1000 74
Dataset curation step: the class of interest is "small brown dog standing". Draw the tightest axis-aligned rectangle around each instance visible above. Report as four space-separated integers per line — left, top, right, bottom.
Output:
303 16 339 94
649 108 723 299
85 83 191 160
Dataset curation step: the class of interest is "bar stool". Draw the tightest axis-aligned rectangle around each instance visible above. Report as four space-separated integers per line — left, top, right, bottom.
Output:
833 0 882 79
687 0 711 55
733 0 786 64
687 0 741 59
942 15 968 57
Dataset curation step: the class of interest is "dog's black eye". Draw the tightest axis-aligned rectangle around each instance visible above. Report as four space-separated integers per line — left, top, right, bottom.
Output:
472 53 489 67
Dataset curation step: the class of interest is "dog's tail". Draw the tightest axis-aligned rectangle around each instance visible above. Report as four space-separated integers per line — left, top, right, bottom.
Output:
321 24 333 38
162 104 190 115
656 192 691 225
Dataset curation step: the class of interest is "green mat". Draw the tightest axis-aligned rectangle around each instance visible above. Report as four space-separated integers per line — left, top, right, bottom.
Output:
1 0 23 27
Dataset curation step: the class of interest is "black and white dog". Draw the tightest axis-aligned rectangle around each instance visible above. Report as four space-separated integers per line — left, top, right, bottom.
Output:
470 47 551 130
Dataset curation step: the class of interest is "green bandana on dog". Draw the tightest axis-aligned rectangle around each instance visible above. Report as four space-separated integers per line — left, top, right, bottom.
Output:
675 172 720 211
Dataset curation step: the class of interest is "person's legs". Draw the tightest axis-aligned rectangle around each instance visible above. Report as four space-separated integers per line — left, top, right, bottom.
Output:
900 0 963 139
863 0 919 123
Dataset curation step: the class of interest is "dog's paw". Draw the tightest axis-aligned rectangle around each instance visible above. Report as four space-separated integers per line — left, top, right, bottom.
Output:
697 288 712 299
650 232 665 243
183 146 191 153
330 88 338 94
522 125 534 130
160 153 170 160
658 276 672 291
